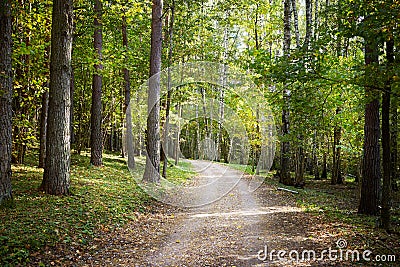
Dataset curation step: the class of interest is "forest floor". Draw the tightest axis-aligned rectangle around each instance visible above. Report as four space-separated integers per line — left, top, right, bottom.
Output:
51 161 399 266
2 153 399 266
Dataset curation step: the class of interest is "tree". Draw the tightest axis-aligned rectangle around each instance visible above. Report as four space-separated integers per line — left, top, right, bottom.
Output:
280 0 293 186
358 36 380 215
90 0 103 166
331 107 343 184
0 0 13 204
381 36 394 230
40 0 73 195
122 13 135 170
162 1 175 178
143 0 163 183
38 90 49 168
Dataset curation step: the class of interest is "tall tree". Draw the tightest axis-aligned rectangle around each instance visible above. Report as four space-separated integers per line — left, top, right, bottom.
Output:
280 0 293 185
303 0 313 49
122 13 135 170
358 36 380 215
143 0 163 183
381 36 394 230
162 1 175 178
90 0 103 166
41 0 73 195
291 0 300 48
39 34 51 168
0 0 13 204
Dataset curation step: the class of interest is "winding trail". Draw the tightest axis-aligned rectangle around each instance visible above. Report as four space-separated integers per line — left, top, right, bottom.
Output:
81 161 347 266
141 160 303 266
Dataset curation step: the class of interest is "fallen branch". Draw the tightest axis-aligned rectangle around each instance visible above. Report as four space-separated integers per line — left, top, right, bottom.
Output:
277 187 299 194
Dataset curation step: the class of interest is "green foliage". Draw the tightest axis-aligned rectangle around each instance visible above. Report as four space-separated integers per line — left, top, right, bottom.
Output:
0 152 153 265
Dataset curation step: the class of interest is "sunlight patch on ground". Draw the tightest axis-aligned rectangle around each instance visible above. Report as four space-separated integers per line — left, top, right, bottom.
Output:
190 206 302 218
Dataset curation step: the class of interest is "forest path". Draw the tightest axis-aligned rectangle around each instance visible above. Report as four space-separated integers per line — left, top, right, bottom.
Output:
136 160 309 267
82 161 344 266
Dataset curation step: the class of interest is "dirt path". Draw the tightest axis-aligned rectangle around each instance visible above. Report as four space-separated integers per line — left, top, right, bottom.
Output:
78 161 354 266
137 161 308 267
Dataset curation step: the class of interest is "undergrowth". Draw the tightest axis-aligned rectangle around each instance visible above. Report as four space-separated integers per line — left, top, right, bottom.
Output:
0 151 193 266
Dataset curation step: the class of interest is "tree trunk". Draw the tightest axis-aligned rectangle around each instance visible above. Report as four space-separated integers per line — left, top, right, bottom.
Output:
122 14 135 170
304 0 313 50
381 37 394 230
313 130 320 180
175 103 181 165
332 107 342 184
321 151 327 179
391 44 399 191
143 0 163 183
391 87 398 191
217 19 228 162
90 0 103 166
280 0 293 186
39 89 49 168
0 0 13 204
314 0 319 40
290 0 300 48
162 2 174 178
294 141 305 187
70 62 75 146
41 0 73 195
358 38 380 215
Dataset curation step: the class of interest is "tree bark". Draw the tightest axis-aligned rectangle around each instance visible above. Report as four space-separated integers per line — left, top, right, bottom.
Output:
391 42 399 191
313 130 320 180
143 0 163 183
41 0 73 195
294 141 305 187
332 107 342 184
162 2 174 178
358 38 380 215
290 0 300 48
122 14 135 170
381 37 394 230
39 90 49 168
175 103 181 165
304 0 313 50
391 85 398 191
90 0 103 166
0 0 13 204
321 151 327 179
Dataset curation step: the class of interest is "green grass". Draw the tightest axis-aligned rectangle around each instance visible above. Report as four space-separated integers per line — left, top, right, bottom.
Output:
0 151 172 266
224 162 398 229
165 160 196 185
220 162 256 175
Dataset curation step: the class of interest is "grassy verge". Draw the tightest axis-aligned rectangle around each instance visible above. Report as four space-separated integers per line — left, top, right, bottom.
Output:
0 151 194 266
225 162 399 230
165 160 196 185
225 163 400 262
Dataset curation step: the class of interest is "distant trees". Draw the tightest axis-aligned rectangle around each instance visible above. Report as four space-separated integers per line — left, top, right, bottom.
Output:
0 0 13 204
40 0 73 195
